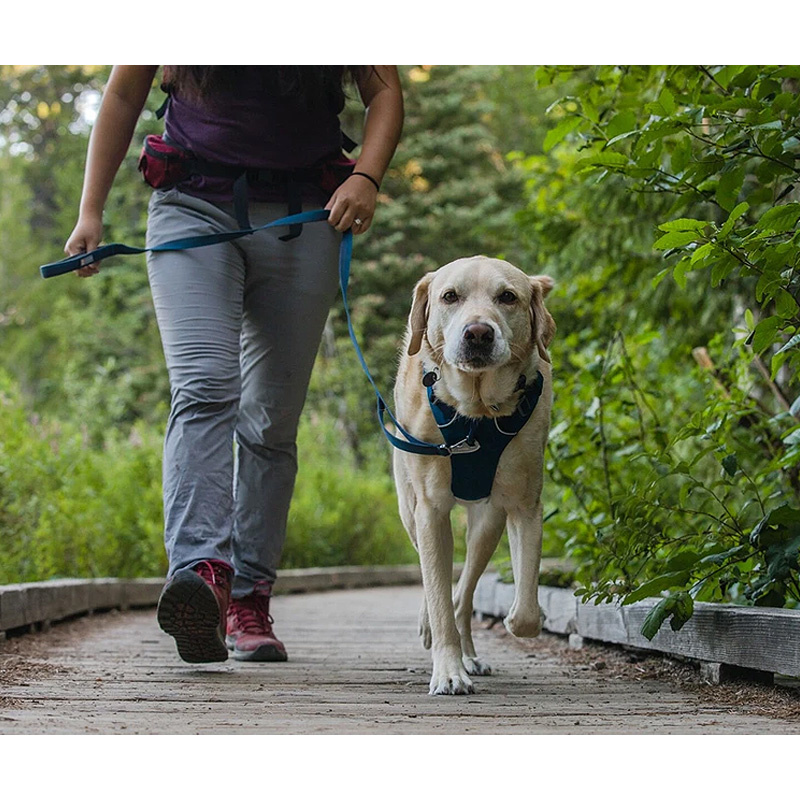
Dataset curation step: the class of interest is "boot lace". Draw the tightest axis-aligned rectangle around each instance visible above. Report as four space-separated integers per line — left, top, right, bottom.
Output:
232 593 275 634
194 560 232 590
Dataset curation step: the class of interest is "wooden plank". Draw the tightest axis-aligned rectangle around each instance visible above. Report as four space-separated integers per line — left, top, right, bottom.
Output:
474 573 800 678
0 566 428 633
274 565 423 594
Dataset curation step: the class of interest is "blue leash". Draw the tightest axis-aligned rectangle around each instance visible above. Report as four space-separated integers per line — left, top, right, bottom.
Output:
39 209 450 457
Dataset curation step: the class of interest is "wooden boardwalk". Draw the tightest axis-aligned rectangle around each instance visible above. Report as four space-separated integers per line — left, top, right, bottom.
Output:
1 585 799 734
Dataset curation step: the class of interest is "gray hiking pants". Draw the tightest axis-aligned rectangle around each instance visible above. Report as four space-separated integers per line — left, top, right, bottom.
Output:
146 188 340 596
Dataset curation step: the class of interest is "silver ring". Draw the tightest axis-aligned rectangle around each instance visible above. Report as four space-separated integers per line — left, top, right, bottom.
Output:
354 218 363 226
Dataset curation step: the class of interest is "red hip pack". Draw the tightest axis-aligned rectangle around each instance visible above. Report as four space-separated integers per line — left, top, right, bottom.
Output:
138 134 195 190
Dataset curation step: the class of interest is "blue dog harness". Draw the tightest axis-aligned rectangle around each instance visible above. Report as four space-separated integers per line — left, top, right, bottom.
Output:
426 371 545 501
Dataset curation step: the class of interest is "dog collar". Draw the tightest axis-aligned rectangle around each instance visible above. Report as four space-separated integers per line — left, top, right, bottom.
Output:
425 371 544 501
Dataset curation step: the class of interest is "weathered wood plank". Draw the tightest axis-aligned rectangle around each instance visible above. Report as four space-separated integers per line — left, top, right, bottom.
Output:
0 566 429 633
474 573 800 678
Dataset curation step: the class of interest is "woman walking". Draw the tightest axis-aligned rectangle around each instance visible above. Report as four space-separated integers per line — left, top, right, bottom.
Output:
65 65 404 663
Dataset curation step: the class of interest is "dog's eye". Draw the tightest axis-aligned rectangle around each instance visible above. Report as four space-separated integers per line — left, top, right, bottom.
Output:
498 290 517 304
442 290 459 304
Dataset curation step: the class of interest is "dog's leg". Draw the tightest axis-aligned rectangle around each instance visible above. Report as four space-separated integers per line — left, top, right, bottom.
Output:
416 505 474 695
504 500 544 638
453 503 506 676
418 596 431 649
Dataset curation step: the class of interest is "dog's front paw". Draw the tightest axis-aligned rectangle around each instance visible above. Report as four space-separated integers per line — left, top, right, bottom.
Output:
463 656 492 676
429 655 475 695
504 607 543 638
429 671 474 696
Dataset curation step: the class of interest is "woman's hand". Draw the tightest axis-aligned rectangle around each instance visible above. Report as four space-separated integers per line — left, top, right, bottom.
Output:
325 173 378 235
64 214 103 277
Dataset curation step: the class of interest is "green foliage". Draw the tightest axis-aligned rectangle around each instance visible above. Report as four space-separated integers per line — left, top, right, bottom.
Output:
283 418 416 568
0 369 417 581
526 65 800 635
0 369 165 582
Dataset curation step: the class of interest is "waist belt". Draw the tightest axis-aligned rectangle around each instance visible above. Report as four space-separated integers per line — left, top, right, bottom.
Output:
164 133 320 240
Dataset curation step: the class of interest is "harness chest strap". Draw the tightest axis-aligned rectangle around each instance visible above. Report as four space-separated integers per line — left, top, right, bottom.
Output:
426 370 545 502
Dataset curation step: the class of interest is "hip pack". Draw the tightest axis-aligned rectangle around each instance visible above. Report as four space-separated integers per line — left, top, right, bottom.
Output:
137 133 355 238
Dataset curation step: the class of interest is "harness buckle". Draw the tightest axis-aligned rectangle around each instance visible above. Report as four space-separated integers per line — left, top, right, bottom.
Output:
447 437 481 455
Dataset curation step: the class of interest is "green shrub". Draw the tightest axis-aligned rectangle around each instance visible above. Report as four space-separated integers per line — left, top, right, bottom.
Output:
0 370 165 582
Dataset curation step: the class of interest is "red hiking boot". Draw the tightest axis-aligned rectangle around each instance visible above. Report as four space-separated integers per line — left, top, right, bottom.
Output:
157 560 232 663
226 586 288 662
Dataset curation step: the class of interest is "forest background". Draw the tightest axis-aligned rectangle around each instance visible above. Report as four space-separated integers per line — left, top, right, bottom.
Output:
1 65 798 637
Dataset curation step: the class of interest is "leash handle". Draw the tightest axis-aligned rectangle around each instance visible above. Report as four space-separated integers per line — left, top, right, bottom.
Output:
40 243 145 278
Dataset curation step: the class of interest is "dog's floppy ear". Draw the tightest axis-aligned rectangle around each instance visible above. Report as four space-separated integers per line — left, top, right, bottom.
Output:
529 275 556 363
407 273 434 356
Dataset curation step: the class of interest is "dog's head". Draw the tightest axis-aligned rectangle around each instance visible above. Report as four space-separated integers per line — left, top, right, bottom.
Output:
406 256 555 371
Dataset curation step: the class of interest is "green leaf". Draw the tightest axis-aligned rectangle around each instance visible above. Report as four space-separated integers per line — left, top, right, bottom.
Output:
659 218 708 233
605 111 637 140
699 544 747 565
690 241 714 264
658 88 676 115
665 550 701 572
750 316 782 353
776 290 798 320
756 203 800 233
575 151 629 171
710 253 737 287
718 202 749 238
622 571 689 605
721 453 738 476
641 597 673 640
669 592 694 632
654 230 702 250
670 137 692 174
716 167 745 212
543 116 582 153
673 258 690 289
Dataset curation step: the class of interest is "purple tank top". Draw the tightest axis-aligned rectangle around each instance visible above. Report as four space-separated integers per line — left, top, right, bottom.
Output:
163 66 345 203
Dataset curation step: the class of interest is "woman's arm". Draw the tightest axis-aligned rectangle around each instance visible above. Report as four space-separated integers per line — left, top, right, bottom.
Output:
65 65 158 276
326 66 404 235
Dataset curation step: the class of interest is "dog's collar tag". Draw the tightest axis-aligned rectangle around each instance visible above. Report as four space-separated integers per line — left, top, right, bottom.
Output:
422 369 439 388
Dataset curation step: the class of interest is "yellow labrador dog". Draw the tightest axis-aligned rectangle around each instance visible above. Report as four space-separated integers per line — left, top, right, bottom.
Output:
392 256 555 695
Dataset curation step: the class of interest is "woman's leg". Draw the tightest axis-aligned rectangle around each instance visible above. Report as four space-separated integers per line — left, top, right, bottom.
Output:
146 188 247 575
231 202 341 597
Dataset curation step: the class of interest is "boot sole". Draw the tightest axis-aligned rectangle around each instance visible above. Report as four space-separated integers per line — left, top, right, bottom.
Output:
157 570 228 664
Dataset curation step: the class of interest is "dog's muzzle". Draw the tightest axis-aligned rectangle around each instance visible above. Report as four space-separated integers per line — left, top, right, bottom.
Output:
457 322 500 368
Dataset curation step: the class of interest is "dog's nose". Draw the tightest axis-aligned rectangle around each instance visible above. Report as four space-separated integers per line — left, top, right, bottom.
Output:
463 323 495 344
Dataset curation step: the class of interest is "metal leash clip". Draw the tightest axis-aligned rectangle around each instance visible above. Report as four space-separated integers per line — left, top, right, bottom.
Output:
446 437 481 455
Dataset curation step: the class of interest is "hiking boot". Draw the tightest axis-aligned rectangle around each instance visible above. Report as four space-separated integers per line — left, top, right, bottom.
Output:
226 586 288 662
157 560 232 663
